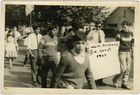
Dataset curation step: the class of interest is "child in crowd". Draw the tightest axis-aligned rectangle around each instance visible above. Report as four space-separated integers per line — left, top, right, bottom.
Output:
5 30 18 69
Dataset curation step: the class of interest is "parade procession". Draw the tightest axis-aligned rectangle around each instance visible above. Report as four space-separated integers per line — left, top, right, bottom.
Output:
3 4 135 91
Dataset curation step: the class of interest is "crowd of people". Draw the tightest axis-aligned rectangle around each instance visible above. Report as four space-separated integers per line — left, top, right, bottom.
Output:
4 20 134 90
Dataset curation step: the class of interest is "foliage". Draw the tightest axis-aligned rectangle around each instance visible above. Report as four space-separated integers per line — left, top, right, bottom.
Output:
37 6 110 27
5 5 110 29
5 5 29 27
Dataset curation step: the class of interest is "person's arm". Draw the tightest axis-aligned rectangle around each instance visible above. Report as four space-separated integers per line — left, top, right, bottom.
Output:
14 39 19 51
85 54 96 89
101 30 105 43
131 32 134 58
28 49 35 58
116 34 121 41
55 38 59 52
50 54 68 88
38 37 45 59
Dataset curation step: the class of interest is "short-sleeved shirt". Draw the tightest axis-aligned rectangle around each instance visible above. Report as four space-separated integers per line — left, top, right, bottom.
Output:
27 33 42 50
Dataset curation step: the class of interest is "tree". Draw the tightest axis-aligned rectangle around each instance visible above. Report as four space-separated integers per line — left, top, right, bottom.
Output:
5 5 29 28
34 6 110 30
5 5 110 31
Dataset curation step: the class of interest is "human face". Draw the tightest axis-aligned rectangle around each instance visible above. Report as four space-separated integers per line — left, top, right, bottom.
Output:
50 28 58 37
95 24 102 31
13 27 17 31
74 41 86 54
122 25 129 32
34 27 40 34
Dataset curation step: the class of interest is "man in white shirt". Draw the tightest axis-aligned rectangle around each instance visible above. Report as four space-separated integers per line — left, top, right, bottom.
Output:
87 25 105 44
27 25 42 86
87 20 106 86
23 26 34 67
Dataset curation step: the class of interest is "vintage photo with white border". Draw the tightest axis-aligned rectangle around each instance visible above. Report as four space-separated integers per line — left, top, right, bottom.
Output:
1 1 139 94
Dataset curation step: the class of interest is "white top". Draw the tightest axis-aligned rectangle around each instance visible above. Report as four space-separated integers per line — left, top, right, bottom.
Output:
87 30 105 44
27 33 42 50
5 31 8 36
14 31 21 38
71 48 85 64
5 31 8 38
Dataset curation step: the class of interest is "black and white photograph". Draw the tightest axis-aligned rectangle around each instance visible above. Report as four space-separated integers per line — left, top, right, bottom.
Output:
1 1 139 94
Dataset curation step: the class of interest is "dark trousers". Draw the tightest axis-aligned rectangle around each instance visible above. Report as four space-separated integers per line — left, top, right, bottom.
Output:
29 50 41 82
42 57 57 88
24 50 30 65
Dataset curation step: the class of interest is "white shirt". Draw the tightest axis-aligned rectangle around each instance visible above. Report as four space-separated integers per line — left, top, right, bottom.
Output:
14 31 21 38
87 30 105 44
5 31 8 38
71 48 85 64
5 31 8 36
27 33 42 50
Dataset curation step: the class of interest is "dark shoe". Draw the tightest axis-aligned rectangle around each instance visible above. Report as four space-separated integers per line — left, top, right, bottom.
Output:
96 81 106 86
23 65 25 67
95 80 100 85
121 84 131 90
37 80 41 84
32 81 38 86
113 81 118 88
99 82 106 86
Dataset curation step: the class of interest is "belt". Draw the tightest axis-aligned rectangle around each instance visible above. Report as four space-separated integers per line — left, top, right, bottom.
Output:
31 49 38 51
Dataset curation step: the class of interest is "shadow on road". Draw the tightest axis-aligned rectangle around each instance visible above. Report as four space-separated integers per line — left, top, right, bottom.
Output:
4 81 29 87
4 71 31 87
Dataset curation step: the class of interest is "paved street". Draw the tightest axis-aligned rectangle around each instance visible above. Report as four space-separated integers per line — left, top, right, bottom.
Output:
4 38 133 90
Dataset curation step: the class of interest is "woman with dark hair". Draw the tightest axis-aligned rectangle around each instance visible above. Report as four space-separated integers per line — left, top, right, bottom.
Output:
50 31 96 89
5 30 18 69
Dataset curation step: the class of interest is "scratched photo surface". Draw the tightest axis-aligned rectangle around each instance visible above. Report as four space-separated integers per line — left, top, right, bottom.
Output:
1 1 139 94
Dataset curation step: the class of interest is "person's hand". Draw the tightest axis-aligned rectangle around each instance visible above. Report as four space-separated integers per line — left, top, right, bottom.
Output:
40 58 45 66
16 47 19 51
31 54 35 59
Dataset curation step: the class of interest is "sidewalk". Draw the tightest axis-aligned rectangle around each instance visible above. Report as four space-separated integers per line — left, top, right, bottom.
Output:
4 43 133 90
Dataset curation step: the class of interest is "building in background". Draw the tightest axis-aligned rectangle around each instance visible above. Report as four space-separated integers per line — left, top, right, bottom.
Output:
104 7 134 31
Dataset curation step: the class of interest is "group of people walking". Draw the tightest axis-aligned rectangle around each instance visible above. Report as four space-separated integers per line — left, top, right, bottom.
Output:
4 20 134 90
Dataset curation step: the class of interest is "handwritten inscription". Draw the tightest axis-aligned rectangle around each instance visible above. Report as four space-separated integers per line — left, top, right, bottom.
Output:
89 47 111 56
89 43 118 58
